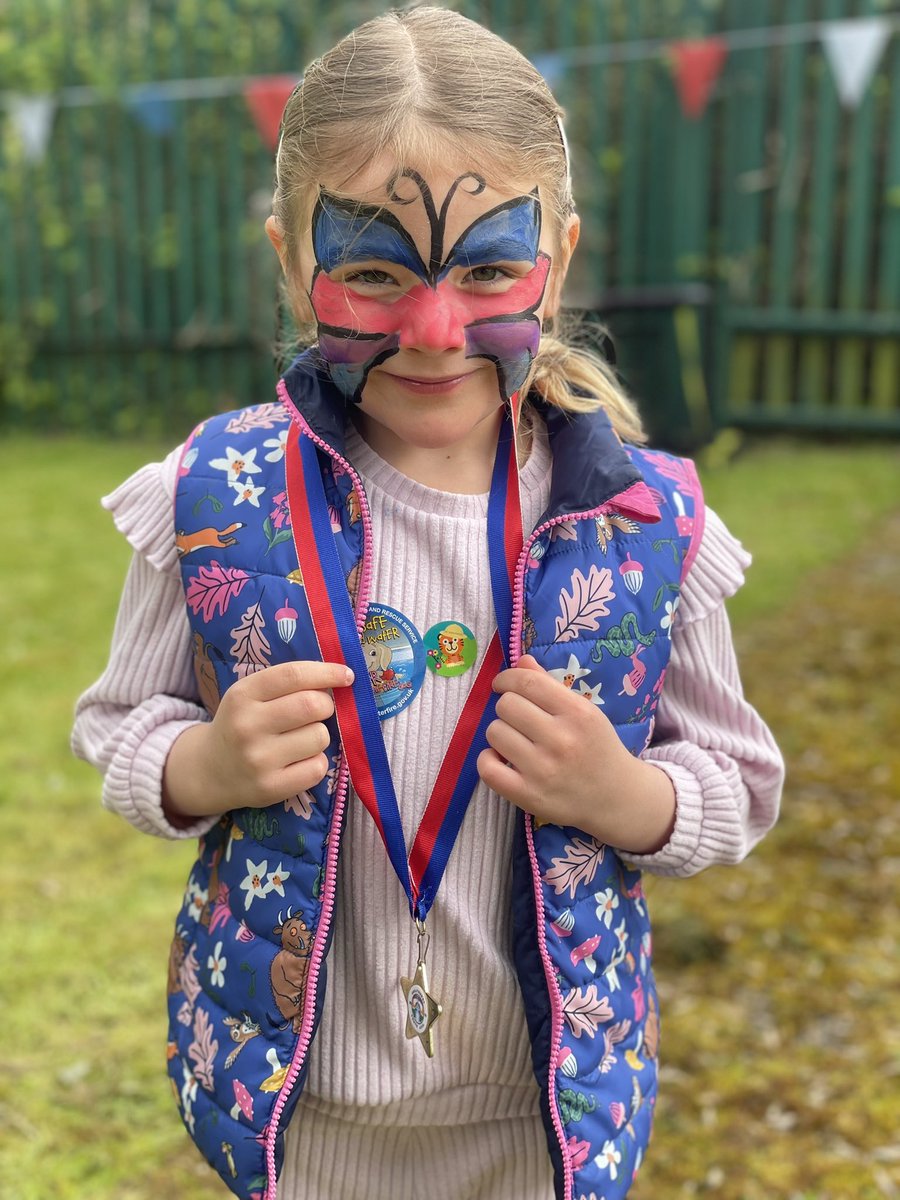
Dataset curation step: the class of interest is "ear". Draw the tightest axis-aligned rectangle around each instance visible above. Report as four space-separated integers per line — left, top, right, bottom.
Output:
544 213 581 319
265 215 288 274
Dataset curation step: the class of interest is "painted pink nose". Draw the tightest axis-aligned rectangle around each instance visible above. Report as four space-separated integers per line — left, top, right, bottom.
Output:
396 285 467 352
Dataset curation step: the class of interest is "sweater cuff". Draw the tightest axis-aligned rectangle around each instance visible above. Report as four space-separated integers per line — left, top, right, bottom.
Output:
103 707 217 841
618 749 746 877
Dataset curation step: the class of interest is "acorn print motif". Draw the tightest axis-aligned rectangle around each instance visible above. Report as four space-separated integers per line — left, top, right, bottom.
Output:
275 600 298 643
619 556 644 595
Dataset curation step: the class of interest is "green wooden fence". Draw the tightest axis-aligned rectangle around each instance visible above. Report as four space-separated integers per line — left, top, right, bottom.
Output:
1 0 898 442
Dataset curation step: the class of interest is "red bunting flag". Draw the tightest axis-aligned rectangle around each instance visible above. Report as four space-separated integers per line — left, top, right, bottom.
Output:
244 75 300 151
669 37 728 120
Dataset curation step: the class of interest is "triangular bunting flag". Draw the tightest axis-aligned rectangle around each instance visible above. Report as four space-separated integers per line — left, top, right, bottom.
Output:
126 84 176 136
670 37 729 120
8 93 56 163
820 17 891 109
244 75 300 151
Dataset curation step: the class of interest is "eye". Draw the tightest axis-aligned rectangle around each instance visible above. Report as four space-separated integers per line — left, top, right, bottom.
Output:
341 267 399 288
466 266 510 284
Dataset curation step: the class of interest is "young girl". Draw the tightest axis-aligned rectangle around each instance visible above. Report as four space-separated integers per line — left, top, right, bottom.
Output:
72 8 783 1198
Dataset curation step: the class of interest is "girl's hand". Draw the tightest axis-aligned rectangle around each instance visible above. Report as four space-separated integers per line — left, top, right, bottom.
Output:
162 660 354 822
477 655 676 854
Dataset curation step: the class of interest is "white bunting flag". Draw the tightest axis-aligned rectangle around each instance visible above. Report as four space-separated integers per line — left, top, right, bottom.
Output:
820 17 891 109
9 94 56 163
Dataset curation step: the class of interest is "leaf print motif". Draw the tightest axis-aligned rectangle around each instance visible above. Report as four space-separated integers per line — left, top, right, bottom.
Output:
225 403 289 434
188 1006 219 1091
230 601 272 678
178 944 201 1007
554 566 616 643
550 520 578 541
543 837 606 899
186 561 250 623
563 985 614 1039
640 449 693 491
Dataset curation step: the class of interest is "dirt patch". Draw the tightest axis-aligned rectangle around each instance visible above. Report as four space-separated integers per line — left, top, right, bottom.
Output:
635 509 900 1198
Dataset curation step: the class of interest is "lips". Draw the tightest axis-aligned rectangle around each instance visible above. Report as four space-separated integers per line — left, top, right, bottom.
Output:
388 373 473 385
382 371 478 395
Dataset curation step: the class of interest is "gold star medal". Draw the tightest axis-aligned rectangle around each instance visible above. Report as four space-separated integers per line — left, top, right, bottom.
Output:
400 921 442 1057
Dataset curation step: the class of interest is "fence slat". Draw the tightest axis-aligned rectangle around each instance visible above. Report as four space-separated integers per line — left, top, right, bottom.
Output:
762 0 808 414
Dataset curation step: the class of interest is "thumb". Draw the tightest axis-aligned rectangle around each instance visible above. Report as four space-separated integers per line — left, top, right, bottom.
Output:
515 654 545 672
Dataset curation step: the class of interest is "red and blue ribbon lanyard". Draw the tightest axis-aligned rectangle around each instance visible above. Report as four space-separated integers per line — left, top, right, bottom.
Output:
286 399 524 1053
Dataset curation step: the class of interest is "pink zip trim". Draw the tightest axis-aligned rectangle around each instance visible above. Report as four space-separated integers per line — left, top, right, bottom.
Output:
264 382 377 1198
679 457 706 585
508 485 657 1200
510 507 609 1200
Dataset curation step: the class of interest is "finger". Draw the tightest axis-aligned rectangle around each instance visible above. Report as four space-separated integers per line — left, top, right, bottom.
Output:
276 722 332 765
493 690 556 744
492 664 575 717
514 654 545 673
477 747 536 810
273 752 331 799
485 717 541 773
250 660 354 700
264 688 336 734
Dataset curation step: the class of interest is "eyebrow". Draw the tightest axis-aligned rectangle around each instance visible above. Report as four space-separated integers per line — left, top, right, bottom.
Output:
444 232 538 267
312 192 427 277
441 193 542 276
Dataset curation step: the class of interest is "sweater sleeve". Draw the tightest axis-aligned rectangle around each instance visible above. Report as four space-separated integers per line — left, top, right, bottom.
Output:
70 445 217 841
622 508 784 877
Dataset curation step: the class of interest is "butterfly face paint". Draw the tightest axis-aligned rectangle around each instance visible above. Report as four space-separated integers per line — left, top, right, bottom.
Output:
308 171 551 403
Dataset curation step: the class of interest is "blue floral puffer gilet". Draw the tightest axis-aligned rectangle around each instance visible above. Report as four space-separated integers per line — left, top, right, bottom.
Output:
166 350 705 1199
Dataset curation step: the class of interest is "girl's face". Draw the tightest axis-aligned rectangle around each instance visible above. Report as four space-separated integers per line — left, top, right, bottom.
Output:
282 155 577 457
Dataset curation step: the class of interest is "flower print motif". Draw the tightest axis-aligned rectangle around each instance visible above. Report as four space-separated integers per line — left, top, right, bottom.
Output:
263 430 289 462
577 679 605 707
639 931 652 974
269 490 291 530
548 653 590 690
594 887 619 928
183 876 208 923
613 918 628 953
180 1062 198 1133
660 597 680 638
231 477 266 508
264 863 291 898
207 940 227 987
594 1140 622 1180
209 445 262 482
239 858 268 910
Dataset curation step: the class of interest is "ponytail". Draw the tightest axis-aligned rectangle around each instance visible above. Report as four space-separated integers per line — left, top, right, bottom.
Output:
526 317 648 445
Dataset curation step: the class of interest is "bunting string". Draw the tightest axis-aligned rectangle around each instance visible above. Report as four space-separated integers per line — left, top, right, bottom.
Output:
1 15 897 161
0 16 896 110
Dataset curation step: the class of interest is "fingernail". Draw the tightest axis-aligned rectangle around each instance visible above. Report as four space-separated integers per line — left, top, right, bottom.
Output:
344 667 355 685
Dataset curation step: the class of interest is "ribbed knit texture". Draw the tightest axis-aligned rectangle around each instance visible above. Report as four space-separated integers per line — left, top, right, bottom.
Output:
70 422 784 1200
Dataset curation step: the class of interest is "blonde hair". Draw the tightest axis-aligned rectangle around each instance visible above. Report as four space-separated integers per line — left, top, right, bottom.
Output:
272 5 646 443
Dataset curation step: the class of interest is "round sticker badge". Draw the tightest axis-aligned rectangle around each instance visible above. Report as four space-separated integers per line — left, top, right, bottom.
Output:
424 620 478 678
361 603 426 720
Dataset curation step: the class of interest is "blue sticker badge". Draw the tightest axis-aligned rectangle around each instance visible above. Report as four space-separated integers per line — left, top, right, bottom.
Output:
361 603 426 720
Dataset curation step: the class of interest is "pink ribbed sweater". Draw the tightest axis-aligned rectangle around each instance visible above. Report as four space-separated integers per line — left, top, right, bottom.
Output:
71 420 783 1200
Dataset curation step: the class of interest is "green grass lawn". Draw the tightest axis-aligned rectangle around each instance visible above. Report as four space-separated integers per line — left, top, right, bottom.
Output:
2 433 899 1198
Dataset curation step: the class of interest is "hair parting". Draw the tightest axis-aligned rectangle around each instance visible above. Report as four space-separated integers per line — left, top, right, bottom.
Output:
271 5 646 443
